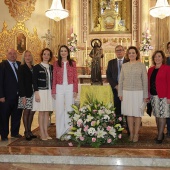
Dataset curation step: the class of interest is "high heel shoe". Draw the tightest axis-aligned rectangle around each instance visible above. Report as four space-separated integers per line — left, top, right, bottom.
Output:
40 138 48 141
47 136 52 140
24 131 32 141
128 134 133 142
155 133 164 144
133 134 139 142
29 131 37 138
39 134 47 141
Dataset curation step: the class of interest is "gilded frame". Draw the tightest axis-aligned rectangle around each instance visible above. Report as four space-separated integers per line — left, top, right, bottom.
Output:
89 0 132 34
16 32 26 54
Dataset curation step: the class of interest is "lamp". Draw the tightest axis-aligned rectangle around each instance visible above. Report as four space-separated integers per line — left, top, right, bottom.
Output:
149 0 170 19
45 0 69 21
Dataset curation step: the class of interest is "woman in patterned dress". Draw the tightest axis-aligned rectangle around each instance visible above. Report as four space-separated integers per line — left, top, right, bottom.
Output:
18 50 37 140
148 50 170 144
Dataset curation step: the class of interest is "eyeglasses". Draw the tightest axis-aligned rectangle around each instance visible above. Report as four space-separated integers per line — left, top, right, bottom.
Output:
115 49 124 52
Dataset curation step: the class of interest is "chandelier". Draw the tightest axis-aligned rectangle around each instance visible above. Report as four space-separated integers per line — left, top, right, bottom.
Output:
45 0 69 21
149 0 170 19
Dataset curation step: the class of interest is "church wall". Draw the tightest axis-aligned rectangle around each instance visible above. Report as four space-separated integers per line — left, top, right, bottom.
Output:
0 0 51 63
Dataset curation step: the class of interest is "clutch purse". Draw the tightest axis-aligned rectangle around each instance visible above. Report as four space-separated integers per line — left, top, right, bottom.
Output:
140 102 147 112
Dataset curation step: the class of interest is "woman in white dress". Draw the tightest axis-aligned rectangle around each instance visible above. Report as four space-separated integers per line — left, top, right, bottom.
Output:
32 48 53 140
118 46 148 142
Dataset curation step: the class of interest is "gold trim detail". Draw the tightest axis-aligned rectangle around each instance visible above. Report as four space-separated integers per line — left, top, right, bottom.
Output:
5 0 36 22
0 22 42 63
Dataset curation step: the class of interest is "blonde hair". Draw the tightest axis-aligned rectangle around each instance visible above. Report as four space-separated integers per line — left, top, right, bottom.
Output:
21 50 34 65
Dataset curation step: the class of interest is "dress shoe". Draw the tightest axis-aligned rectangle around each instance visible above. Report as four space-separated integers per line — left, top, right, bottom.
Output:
1 137 8 141
11 134 22 138
156 139 163 144
155 133 164 144
128 134 133 142
133 134 139 142
47 136 52 140
40 137 48 141
29 132 37 138
26 136 32 141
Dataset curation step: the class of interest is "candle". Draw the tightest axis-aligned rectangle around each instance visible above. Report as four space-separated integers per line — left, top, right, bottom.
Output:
126 39 128 49
120 39 122 45
85 40 88 60
70 27 73 34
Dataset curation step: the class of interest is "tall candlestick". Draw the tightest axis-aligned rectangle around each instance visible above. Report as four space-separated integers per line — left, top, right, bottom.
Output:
126 39 128 49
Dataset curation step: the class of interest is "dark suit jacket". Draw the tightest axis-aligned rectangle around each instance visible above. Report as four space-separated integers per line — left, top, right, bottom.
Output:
18 64 33 98
167 57 170 65
0 60 21 100
106 58 128 89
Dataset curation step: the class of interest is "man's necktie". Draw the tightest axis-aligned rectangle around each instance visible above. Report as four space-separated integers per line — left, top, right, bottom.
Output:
12 62 18 81
119 60 122 70
12 62 18 73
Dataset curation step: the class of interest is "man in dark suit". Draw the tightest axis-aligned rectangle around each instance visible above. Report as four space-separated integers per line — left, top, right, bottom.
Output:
166 42 170 137
0 48 22 141
106 45 129 133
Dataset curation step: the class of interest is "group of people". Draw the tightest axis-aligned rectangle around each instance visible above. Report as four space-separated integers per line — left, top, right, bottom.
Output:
0 42 170 145
106 42 170 144
0 45 78 141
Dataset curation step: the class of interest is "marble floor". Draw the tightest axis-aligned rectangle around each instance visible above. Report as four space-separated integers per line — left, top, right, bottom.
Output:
1 112 170 169
0 163 170 170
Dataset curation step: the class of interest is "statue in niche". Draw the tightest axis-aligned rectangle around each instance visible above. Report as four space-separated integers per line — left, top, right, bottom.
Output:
92 0 128 32
89 39 104 85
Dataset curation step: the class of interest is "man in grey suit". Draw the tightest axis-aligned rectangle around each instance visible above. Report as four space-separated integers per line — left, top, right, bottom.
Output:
106 45 129 133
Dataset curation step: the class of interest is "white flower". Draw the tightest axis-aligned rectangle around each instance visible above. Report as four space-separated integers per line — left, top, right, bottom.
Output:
98 110 104 115
97 128 107 138
103 115 110 121
96 120 100 125
86 115 94 122
74 129 82 138
105 109 112 115
73 114 80 121
87 127 96 136
109 127 116 138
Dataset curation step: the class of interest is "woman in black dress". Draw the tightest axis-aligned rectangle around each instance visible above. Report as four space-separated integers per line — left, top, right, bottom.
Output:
18 50 37 140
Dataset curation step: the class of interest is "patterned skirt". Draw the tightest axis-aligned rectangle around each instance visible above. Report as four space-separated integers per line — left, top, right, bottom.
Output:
18 96 33 109
150 95 170 118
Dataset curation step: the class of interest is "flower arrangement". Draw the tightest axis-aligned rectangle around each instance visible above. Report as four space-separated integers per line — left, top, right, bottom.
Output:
66 100 124 148
85 59 91 67
140 28 153 52
68 33 78 52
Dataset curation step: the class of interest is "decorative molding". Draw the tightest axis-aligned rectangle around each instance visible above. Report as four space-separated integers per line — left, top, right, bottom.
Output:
4 0 36 22
132 0 139 45
0 22 42 63
82 0 88 43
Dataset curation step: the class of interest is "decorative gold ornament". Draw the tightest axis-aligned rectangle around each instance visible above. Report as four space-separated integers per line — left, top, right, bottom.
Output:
0 22 42 63
4 0 36 22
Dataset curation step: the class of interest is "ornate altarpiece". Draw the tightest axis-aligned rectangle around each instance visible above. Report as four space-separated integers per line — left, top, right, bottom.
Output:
77 0 140 74
0 0 43 63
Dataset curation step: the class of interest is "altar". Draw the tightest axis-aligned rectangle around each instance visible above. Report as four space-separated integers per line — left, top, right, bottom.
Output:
79 84 113 107
78 75 107 84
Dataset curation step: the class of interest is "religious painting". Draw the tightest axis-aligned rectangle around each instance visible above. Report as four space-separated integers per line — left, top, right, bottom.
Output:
89 0 132 33
16 32 26 54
